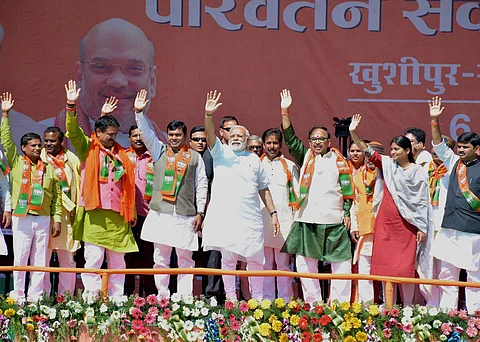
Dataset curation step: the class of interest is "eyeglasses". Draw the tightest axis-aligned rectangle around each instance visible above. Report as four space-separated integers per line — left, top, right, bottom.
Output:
191 137 207 142
310 137 328 143
248 145 262 150
220 127 232 132
82 62 152 77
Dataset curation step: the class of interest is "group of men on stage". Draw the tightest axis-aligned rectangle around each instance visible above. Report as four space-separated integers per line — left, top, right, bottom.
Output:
0 84 478 313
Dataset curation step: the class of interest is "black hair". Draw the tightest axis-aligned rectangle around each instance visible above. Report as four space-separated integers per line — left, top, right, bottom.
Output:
167 120 187 135
44 126 65 141
220 115 238 127
457 132 480 147
391 135 415 163
262 128 283 144
21 133 41 147
405 127 426 145
190 125 205 138
94 115 120 133
308 126 331 139
349 139 371 149
128 125 138 137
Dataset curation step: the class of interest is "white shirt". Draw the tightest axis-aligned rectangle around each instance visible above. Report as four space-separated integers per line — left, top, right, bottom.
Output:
0 149 11 255
416 149 433 171
202 138 269 258
260 156 299 249
296 150 344 224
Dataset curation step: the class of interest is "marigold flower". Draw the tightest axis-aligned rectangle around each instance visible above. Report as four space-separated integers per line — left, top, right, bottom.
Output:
272 320 283 332
279 333 289 342
253 309 264 320
319 315 332 327
290 315 300 326
258 323 271 337
313 332 323 342
4 308 15 317
356 331 368 341
274 298 286 309
315 305 324 315
248 299 259 310
340 301 350 311
261 299 272 310
26 323 35 331
5 297 16 305
301 331 312 342
368 305 379 316
344 336 356 342
299 316 309 330
351 302 362 314
282 311 290 319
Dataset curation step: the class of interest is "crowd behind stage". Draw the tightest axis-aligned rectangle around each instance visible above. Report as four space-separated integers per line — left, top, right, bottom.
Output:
0 85 478 313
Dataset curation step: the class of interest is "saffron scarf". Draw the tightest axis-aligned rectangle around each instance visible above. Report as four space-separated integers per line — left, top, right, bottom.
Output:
260 154 298 207
361 165 377 203
161 145 191 203
296 147 354 210
126 147 155 201
13 156 45 217
83 133 135 223
428 160 448 207
46 150 71 199
457 160 480 212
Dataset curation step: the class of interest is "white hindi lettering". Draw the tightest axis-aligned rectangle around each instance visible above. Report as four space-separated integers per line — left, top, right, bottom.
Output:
349 57 461 95
450 114 471 141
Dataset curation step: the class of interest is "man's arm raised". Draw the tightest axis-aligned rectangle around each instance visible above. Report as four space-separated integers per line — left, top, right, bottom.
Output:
204 90 222 150
0 92 19 166
64 80 89 161
134 89 163 162
349 114 369 152
429 96 444 145
101 97 118 117
280 89 292 130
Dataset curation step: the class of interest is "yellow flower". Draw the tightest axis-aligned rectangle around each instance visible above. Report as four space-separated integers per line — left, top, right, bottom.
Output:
279 333 289 342
272 320 283 333
366 316 373 325
260 299 272 310
344 313 355 322
368 305 379 317
352 302 362 314
341 321 352 332
282 311 290 319
0 309 2 316
26 317 33 322
288 300 298 310
268 314 278 324
356 331 368 342
290 315 300 326
248 299 259 310
351 318 362 329
344 336 357 342
340 301 351 311
274 298 286 309
258 323 271 337
5 297 16 305
253 309 264 320
26 323 35 331
4 308 15 318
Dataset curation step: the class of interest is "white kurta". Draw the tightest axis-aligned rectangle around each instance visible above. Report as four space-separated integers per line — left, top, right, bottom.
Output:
0 149 11 255
296 150 343 224
202 138 269 258
416 150 433 171
136 112 208 251
260 156 298 249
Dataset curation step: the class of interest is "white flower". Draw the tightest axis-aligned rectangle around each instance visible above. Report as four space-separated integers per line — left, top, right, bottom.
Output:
183 294 194 305
184 320 194 331
52 321 61 329
401 317 413 326
48 308 57 320
158 317 171 331
433 320 442 328
402 306 413 317
100 303 108 313
439 334 448 341
200 308 209 316
195 300 204 308
428 307 439 316
196 331 206 340
402 334 416 342
16 309 25 316
186 331 197 341
111 311 121 320
40 305 50 315
171 293 182 303
418 306 428 315
111 295 128 305
27 303 37 310
98 322 109 334
210 297 218 307
195 320 205 329
192 308 200 317
183 307 191 317
60 310 70 319
172 303 180 312
86 293 96 305
85 307 95 317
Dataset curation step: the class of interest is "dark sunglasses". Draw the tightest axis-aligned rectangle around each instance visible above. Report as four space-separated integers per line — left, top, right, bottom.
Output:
191 137 207 142
248 145 262 150
220 126 232 132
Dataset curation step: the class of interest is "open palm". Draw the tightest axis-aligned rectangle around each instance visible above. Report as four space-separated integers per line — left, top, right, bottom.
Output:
101 97 118 116
1 92 14 112
429 96 444 118
349 114 362 131
205 90 222 115
280 89 292 110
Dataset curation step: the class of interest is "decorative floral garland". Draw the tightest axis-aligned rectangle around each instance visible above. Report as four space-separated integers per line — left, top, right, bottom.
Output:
0 293 479 341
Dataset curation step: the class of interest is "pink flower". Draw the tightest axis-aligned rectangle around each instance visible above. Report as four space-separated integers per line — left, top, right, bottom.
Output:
159 297 170 308
131 307 143 319
454 326 464 334
231 320 240 331
67 319 77 328
225 301 234 310
448 309 458 318
163 308 172 320
134 297 146 308
469 318 477 328
441 322 452 335
475 310 480 317
132 319 144 331
403 324 413 333
391 308 399 317
146 294 158 306
234 335 241 342
138 327 150 337
148 307 159 316
383 328 391 339
459 310 468 319
144 313 156 325
467 327 479 338
239 302 249 313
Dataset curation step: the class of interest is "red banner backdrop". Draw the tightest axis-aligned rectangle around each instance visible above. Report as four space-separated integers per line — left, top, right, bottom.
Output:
0 0 479 150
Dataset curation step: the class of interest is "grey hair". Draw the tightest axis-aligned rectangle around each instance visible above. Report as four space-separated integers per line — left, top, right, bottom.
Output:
248 135 263 144
230 125 250 139
0 24 4 43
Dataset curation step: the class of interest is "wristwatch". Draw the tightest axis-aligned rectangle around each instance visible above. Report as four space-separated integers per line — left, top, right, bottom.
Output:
270 210 278 217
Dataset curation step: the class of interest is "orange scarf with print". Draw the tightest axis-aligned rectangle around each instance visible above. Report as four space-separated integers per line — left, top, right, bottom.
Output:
83 133 135 222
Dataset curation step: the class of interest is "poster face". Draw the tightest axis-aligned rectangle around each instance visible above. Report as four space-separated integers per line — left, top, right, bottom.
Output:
0 0 479 152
